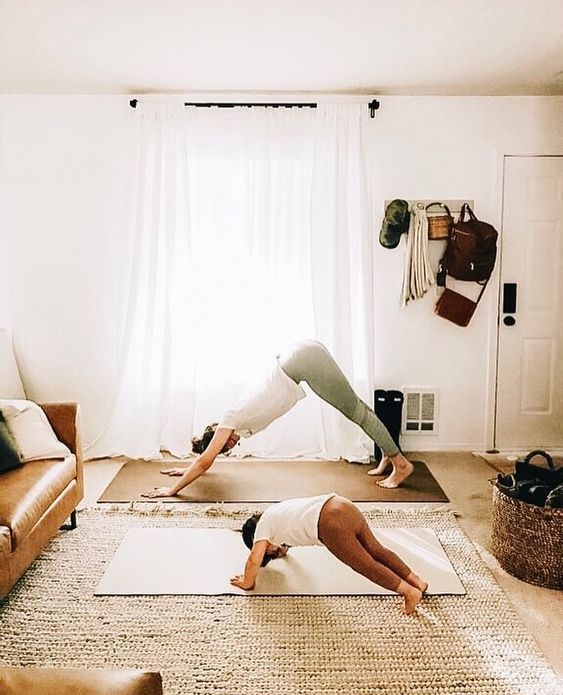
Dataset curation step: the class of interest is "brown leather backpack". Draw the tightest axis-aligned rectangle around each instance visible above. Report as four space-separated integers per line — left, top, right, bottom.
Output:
437 204 498 286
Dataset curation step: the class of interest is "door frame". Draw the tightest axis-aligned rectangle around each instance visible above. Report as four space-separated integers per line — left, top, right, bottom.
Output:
491 152 563 452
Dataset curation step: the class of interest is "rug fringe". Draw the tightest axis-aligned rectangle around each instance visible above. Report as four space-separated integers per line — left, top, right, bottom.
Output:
85 502 459 518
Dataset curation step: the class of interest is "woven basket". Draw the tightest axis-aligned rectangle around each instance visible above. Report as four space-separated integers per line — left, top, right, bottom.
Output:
491 485 563 589
426 202 453 240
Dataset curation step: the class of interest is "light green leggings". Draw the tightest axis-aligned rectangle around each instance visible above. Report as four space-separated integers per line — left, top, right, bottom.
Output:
277 340 399 457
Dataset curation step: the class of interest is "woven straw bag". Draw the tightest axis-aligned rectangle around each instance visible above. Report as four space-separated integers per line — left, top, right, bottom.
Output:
491 485 563 589
426 202 453 240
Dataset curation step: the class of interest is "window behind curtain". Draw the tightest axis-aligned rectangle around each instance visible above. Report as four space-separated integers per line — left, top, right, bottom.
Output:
87 103 374 462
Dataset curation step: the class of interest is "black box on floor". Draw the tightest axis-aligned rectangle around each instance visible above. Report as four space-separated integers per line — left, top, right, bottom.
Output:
373 389 404 462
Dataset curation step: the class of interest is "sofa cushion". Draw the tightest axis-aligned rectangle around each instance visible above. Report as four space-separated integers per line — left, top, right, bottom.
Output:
0 455 76 549
0 411 22 473
0 667 163 695
0 400 71 462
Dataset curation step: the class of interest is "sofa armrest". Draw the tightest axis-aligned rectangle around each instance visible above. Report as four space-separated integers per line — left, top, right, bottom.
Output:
39 402 84 493
39 402 81 456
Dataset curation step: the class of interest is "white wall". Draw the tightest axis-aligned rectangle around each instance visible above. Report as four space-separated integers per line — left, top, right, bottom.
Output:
0 101 13 329
371 96 563 450
1 95 562 451
0 96 136 443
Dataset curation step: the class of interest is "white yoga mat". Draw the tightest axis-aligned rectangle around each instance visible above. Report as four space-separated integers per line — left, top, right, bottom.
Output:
95 527 465 596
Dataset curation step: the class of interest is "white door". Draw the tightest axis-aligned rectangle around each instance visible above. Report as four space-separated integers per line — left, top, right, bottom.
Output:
495 156 563 449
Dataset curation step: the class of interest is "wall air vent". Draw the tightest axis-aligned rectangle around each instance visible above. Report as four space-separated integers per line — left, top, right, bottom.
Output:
402 388 439 434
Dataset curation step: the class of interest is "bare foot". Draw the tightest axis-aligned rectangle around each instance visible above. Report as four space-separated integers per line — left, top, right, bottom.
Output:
403 586 423 615
377 454 414 489
367 457 392 476
406 572 429 593
160 467 187 476
398 581 423 615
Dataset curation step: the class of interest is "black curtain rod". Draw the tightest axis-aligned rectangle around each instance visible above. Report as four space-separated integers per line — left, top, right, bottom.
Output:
129 98 380 118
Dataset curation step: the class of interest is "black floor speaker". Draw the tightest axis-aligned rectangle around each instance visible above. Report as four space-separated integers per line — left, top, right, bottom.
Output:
373 389 404 462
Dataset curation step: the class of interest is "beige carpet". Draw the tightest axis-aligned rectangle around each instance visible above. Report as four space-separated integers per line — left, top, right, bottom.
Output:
97 458 449 503
0 507 559 695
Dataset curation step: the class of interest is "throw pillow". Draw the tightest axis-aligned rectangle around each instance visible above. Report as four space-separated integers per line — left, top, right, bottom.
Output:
0 410 23 473
0 399 71 462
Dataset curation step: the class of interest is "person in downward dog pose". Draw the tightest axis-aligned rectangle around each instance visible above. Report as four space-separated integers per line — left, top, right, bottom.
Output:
142 340 414 499
230 493 428 615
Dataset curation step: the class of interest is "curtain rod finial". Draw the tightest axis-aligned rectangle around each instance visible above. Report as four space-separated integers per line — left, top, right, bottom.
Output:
368 99 380 118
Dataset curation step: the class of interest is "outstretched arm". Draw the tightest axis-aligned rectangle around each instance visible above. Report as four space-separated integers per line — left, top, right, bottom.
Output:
230 540 268 590
141 427 235 498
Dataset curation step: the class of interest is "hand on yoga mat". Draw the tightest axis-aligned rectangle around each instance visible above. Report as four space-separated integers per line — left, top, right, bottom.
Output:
141 486 176 498
229 574 255 591
160 468 187 476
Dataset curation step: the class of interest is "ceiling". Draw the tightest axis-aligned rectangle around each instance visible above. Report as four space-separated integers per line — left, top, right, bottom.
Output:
1 0 563 96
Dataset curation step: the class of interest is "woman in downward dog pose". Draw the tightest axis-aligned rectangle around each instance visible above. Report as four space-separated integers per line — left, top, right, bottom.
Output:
230 493 428 615
142 340 413 499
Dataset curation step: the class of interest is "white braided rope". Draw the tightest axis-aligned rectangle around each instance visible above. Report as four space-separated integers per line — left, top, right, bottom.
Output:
0 508 559 695
401 206 435 307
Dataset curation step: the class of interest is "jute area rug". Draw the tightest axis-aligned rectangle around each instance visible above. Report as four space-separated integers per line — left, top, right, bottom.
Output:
0 507 559 695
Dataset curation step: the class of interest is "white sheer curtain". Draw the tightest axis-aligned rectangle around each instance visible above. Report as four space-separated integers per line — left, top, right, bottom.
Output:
87 102 374 461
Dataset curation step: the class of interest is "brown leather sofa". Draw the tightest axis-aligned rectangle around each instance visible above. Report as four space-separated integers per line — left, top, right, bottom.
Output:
0 667 163 694
0 402 84 597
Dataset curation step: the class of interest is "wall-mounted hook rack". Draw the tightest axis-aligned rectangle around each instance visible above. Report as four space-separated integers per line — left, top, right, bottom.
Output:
384 199 474 215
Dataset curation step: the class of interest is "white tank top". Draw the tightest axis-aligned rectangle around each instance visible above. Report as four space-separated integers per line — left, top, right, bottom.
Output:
253 493 337 547
219 359 305 438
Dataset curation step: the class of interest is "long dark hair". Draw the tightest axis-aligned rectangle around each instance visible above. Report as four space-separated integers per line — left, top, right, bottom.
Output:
241 513 272 567
191 423 218 454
